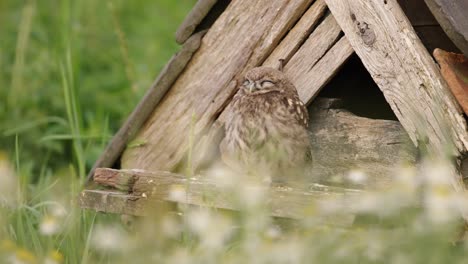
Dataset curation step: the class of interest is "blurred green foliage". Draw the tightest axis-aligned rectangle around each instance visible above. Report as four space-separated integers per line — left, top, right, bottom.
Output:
0 0 195 178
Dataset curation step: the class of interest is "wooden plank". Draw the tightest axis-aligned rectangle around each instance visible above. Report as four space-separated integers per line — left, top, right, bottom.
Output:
88 168 360 226
424 0 468 57
121 0 314 172
263 0 328 67
294 36 353 104
281 15 345 103
175 0 218 44
325 0 468 157
86 31 206 183
79 190 146 216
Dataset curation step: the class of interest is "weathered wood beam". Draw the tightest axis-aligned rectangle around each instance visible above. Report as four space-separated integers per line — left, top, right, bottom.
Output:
86 31 206 183
121 0 314 172
263 0 328 67
292 36 353 105
175 0 218 44
325 0 468 157
85 168 360 226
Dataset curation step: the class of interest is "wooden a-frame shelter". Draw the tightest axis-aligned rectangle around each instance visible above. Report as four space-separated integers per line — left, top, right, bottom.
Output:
80 0 468 226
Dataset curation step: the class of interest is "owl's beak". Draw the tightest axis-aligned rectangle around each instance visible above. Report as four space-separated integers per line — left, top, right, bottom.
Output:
248 83 256 93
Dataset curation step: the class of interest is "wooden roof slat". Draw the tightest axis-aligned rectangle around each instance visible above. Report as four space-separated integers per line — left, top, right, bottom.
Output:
175 0 218 44
282 14 344 103
86 30 206 183
263 0 328 67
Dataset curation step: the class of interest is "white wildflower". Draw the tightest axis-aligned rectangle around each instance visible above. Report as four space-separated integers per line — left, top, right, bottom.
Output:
91 224 126 252
161 215 182 238
265 225 282 239
347 170 368 185
206 163 238 188
186 209 211 235
168 185 186 203
238 183 266 208
50 204 67 218
39 215 60 236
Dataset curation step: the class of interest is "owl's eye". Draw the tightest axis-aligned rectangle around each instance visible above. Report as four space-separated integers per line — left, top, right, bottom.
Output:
243 80 250 86
260 80 275 88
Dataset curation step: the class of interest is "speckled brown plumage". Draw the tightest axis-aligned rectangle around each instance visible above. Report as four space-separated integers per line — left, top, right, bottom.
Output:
220 66 311 183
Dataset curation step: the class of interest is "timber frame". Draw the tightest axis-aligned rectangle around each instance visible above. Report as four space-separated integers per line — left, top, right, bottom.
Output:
81 0 468 224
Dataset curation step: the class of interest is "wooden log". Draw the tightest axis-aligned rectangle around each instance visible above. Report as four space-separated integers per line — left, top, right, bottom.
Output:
86 31 206 183
121 0 314 172
175 0 218 44
309 99 417 188
325 0 468 157
88 168 360 226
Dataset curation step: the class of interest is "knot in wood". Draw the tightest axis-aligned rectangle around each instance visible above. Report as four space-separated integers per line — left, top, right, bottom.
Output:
355 21 376 46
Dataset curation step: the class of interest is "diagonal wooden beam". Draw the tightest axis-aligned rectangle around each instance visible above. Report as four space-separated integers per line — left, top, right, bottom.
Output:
86 31 206 184
175 0 218 44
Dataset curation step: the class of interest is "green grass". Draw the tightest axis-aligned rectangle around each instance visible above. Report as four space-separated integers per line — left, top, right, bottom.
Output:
0 0 195 262
2 1 468 263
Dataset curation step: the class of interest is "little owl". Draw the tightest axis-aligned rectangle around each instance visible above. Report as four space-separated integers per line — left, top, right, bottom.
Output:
220 66 311 183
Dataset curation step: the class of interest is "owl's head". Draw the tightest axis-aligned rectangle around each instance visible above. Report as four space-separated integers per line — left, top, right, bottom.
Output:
241 67 293 95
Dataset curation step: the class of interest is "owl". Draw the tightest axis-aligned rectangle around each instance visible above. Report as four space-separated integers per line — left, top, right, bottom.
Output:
220 66 311 183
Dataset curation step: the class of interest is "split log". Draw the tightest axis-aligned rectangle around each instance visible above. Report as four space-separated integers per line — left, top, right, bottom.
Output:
309 99 416 188
121 0 314 172
86 31 206 183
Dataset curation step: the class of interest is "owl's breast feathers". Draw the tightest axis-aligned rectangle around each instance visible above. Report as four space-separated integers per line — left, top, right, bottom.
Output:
223 90 310 161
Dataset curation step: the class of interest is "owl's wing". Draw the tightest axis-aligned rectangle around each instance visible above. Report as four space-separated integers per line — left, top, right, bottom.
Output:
282 94 309 128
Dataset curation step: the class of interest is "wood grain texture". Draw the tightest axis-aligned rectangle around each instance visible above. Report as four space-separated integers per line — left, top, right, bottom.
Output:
88 168 360 226
263 0 327 67
294 36 353 104
325 0 468 157
86 31 206 183
121 0 313 172
175 0 218 44
309 99 416 188
282 14 344 103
